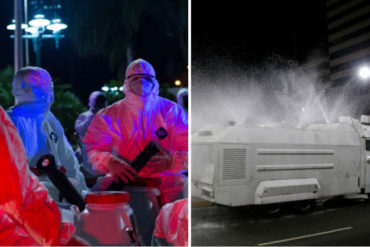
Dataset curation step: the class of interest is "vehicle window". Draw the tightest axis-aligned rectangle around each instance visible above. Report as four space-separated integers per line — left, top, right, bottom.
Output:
366 140 370 151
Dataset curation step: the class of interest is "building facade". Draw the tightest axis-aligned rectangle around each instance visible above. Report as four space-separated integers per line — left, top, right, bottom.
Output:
326 0 370 84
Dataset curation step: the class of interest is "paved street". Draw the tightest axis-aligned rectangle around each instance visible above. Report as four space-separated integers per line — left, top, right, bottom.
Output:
192 196 370 246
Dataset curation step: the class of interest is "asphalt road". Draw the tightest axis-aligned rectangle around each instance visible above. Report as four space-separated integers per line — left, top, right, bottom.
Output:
191 196 370 246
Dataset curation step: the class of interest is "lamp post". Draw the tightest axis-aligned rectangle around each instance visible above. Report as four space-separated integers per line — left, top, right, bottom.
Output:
14 0 24 72
7 7 67 67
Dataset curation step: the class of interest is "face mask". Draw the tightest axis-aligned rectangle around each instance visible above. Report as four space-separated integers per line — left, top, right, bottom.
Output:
128 75 155 96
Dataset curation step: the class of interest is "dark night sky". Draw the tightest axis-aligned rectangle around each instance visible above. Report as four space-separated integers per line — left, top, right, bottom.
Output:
0 1 188 105
192 0 328 68
1 1 328 103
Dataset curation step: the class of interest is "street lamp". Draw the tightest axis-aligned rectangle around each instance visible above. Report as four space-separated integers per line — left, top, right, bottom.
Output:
46 19 68 33
358 66 370 80
174 80 182 87
28 14 50 27
101 85 124 94
7 13 68 66
6 20 28 30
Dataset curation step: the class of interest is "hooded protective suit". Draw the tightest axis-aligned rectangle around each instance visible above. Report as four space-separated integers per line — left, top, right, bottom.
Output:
0 105 74 245
75 91 107 139
176 88 188 113
75 91 107 175
7 67 89 199
152 198 188 246
84 59 188 203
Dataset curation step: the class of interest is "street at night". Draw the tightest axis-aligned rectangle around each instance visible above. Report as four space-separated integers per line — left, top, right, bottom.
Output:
192 196 370 246
192 1 370 245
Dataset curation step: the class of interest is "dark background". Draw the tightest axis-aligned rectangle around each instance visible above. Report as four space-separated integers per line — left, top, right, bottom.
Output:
192 0 328 68
0 0 188 104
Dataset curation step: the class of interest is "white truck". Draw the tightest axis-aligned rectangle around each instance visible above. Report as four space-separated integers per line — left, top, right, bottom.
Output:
192 116 370 211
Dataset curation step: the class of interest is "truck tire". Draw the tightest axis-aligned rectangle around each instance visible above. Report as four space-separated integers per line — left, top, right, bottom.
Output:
294 200 314 214
264 203 282 217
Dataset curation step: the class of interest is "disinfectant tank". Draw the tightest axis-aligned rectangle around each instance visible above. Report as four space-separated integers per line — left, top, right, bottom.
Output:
75 191 136 245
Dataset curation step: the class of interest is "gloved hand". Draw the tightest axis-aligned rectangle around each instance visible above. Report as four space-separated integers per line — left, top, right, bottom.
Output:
146 151 173 173
107 157 137 183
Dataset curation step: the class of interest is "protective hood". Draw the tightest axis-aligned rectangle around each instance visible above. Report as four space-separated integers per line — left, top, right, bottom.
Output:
88 91 106 113
12 67 54 107
123 59 159 109
177 88 188 110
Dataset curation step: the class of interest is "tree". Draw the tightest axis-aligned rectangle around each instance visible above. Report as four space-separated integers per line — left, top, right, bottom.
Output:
51 82 87 139
0 66 85 142
0 66 15 109
63 0 188 82
105 79 125 105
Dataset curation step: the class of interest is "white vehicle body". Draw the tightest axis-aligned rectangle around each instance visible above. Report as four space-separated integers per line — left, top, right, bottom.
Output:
192 116 370 206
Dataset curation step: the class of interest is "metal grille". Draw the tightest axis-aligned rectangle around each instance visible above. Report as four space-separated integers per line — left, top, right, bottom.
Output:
223 149 246 180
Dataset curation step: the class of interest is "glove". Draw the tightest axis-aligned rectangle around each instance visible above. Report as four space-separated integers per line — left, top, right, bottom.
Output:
107 157 137 183
146 151 173 173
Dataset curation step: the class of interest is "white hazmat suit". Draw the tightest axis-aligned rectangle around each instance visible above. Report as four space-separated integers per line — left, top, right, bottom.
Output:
176 88 188 113
75 91 107 176
75 91 107 140
152 198 188 246
7 67 89 200
84 59 188 203
84 59 188 245
0 105 75 245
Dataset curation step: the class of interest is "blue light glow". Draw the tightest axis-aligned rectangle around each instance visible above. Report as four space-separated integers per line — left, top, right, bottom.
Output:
29 18 50 27
6 23 28 30
46 23 67 32
25 26 38 34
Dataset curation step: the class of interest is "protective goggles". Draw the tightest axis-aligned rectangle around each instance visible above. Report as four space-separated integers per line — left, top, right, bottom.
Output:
127 74 156 95
127 74 156 84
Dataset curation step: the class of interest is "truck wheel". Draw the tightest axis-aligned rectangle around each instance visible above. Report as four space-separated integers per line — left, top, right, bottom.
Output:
295 200 314 214
264 203 282 217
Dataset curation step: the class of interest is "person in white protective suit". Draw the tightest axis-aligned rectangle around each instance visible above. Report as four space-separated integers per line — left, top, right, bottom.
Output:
7 67 89 200
75 91 107 140
0 105 88 246
176 88 188 113
84 59 188 246
152 198 188 246
84 58 188 203
74 91 107 176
